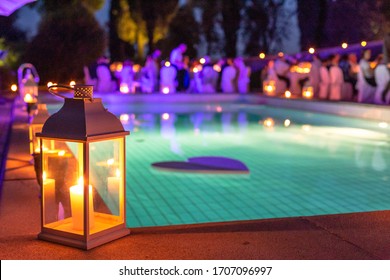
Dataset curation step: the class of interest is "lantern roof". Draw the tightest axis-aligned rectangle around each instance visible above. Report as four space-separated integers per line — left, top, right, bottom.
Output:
38 85 128 141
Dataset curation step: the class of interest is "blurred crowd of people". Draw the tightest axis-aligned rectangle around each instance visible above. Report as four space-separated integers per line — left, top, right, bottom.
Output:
83 38 390 105
262 39 390 105
83 43 251 95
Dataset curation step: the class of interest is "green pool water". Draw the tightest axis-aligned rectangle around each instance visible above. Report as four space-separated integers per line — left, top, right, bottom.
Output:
48 102 390 228
112 103 390 228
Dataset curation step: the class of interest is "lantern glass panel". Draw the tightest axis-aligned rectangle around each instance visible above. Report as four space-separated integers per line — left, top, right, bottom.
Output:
29 124 44 154
41 139 88 235
89 138 125 227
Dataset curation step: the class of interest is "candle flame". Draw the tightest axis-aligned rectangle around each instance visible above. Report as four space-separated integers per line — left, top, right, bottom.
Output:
24 93 33 103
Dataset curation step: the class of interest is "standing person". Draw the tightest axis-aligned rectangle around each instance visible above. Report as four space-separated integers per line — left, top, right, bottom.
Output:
118 59 134 93
329 54 343 101
170 43 187 69
221 58 237 93
201 56 218 93
151 49 161 92
374 54 390 104
96 56 116 93
357 49 376 103
274 56 291 89
170 43 189 92
319 56 330 99
309 54 321 98
234 57 251 94
140 56 156 93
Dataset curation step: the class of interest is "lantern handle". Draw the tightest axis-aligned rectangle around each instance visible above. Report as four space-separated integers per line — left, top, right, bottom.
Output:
48 84 94 101
48 84 74 99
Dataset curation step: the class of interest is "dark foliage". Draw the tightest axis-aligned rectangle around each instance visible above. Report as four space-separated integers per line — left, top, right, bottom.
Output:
24 1 105 83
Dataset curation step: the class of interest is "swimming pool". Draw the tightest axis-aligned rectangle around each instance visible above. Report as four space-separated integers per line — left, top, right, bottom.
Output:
46 98 390 228
102 102 390 228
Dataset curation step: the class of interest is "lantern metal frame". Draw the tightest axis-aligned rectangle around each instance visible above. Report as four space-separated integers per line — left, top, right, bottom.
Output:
36 85 130 250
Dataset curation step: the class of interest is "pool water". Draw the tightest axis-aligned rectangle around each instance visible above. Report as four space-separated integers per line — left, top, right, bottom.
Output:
48 102 390 228
111 103 390 228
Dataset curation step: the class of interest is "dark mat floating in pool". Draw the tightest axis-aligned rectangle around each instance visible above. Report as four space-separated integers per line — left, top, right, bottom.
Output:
151 156 249 174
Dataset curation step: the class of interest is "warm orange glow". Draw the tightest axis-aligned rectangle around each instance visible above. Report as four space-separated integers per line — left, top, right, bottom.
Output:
263 118 275 128
308 47 315 54
199 57 206 64
47 82 54 87
24 93 34 103
341 42 348 49
302 86 314 98
361 41 367 47
58 150 66 156
11 84 18 92
285 90 292 98
263 80 276 95
193 67 199 73
69 182 94 231
70 81 76 87
213 64 221 72
278 52 284 57
133 64 141 72
259 52 266 59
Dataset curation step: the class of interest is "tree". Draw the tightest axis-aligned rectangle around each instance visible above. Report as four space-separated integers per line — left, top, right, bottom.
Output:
297 0 327 50
242 0 269 55
221 0 242 57
159 4 200 59
114 0 178 60
24 1 105 83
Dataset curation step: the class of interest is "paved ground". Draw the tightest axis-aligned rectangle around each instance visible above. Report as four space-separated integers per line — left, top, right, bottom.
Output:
1 92 390 260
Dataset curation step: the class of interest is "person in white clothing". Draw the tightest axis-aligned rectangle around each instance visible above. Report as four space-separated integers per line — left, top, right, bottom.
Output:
118 59 134 93
96 56 116 93
319 56 330 99
221 58 237 93
160 62 177 93
374 55 390 104
170 43 187 69
357 49 376 103
329 54 343 101
309 54 321 97
234 57 251 93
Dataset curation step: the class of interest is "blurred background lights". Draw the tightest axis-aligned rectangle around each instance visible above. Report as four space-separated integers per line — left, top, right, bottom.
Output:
162 113 170 120
341 42 348 49
259 52 266 59
11 84 18 92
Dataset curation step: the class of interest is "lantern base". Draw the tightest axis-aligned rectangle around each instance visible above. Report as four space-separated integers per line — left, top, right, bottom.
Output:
38 227 130 250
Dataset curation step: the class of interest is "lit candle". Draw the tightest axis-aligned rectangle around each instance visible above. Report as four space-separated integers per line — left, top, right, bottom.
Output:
107 169 121 205
42 171 56 220
69 178 94 231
